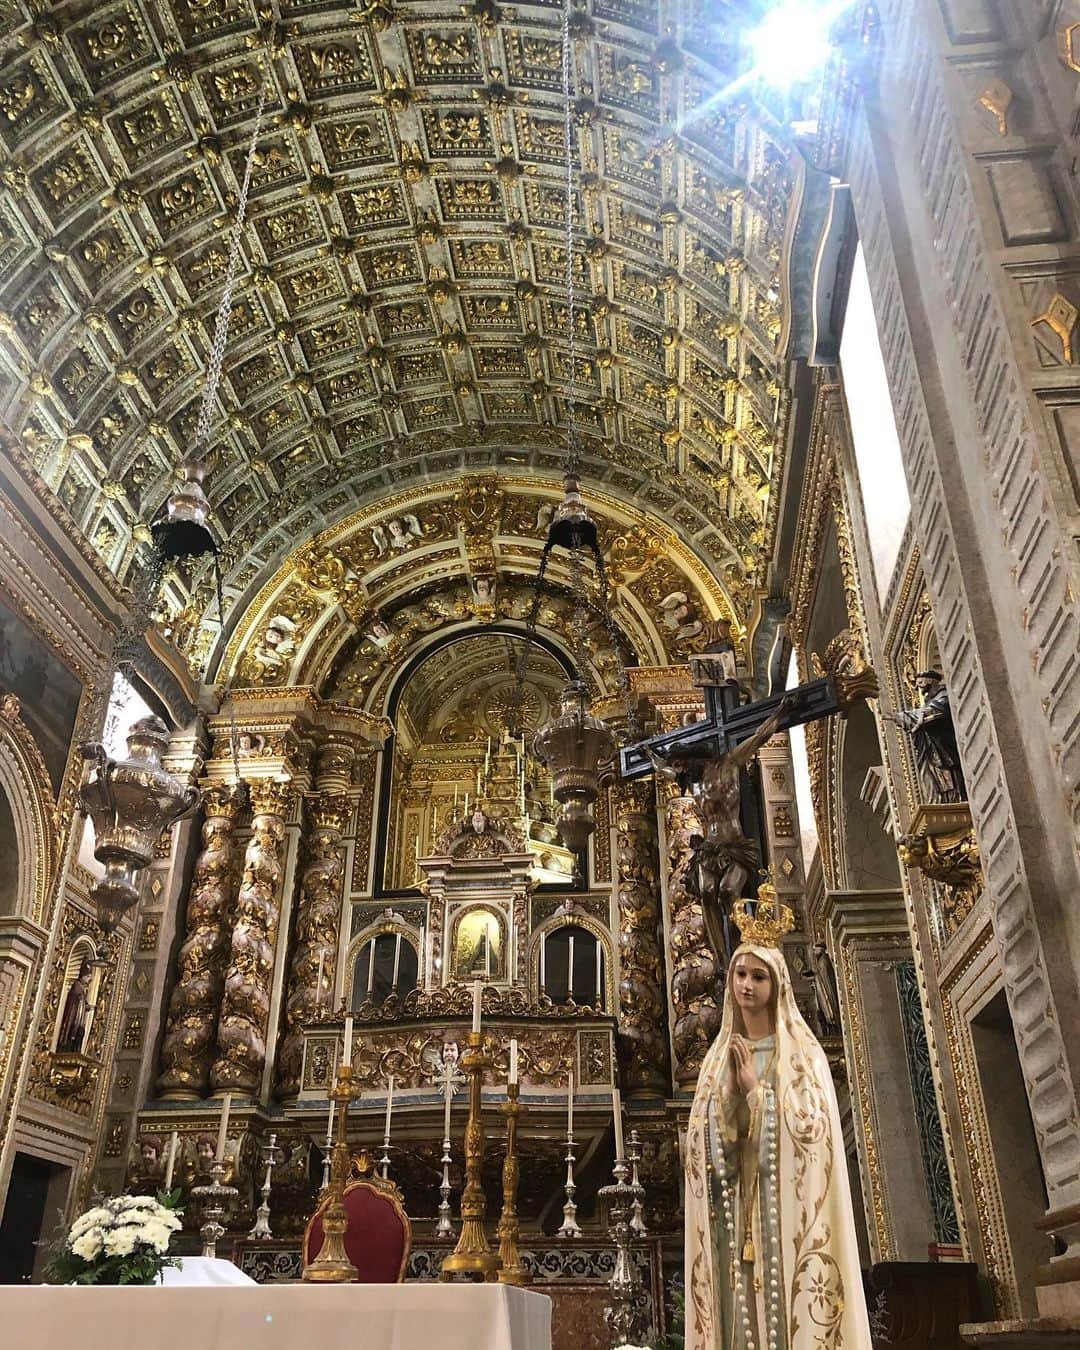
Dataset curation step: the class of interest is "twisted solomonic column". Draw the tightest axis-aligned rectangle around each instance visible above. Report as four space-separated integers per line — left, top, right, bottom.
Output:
664 784 721 1084
614 780 670 1097
275 792 352 1098
210 778 294 1095
158 783 246 1099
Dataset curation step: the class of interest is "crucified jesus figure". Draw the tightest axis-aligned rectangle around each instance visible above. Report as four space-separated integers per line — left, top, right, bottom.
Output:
647 694 796 971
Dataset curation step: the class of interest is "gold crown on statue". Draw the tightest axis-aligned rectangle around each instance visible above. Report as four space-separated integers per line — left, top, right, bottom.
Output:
732 873 795 948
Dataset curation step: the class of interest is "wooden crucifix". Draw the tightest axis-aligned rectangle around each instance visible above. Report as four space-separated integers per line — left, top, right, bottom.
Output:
619 653 878 968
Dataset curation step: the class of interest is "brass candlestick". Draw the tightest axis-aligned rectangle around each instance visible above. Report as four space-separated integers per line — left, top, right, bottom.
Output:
303 1064 358 1283
441 1031 501 1282
496 1082 526 1285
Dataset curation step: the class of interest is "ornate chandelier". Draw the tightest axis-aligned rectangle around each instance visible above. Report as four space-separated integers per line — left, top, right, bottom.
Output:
516 4 632 855
79 717 199 933
78 36 273 933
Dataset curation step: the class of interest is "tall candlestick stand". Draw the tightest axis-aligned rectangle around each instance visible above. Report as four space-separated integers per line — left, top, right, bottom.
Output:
557 1134 582 1238
191 1160 238 1260
598 1159 647 1348
379 1134 392 1180
628 1128 647 1237
435 1135 455 1237
440 1031 501 1281
320 1139 331 1194
496 1082 526 1285
303 1064 358 1282
248 1132 280 1239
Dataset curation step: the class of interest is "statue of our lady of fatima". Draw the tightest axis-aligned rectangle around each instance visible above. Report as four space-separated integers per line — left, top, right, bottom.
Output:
684 880 872 1350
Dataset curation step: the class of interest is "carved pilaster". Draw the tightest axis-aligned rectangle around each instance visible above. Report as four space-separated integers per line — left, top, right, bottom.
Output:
615 780 669 1097
275 792 352 1099
664 786 721 1084
157 783 246 1099
210 779 294 1095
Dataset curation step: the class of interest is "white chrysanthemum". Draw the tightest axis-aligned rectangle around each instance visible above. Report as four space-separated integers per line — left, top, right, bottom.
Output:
69 1207 110 1239
103 1227 138 1258
141 1221 174 1254
71 1231 103 1262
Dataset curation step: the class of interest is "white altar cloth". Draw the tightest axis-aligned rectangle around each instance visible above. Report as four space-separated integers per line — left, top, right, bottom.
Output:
2 1281 552 1350
158 1256 256 1286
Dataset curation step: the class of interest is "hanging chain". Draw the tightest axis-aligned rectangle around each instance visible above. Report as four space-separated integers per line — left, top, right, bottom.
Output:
190 37 275 464
562 0 579 484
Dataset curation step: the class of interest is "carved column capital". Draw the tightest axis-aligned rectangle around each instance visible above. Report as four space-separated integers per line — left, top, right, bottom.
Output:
306 791 353 835
199 781 247 822
248 777 295 820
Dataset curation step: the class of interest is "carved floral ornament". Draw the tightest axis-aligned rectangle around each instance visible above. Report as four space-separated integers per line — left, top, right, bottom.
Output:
0 4 791 640
219 475 740 693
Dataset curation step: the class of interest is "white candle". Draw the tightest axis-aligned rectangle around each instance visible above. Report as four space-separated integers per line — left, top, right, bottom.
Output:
325 1096 336 1146
472 979 482 1034
384 1075 394 1139
454 785 459 809
343 1014 354 1065
163 1130 178 1191
391 933 402 989
464 791 470 815
567 1069 574 1138
509 1039 518 1085
540 933 546 989
316 949 325 1003
612 1086 625 1162
484 928 491 978
443 1065 453 1141
366 940 376 995
426 931 434 989
418 923 426 990
568 933 575 1001
595 942 602 1003
215 1093 232 1163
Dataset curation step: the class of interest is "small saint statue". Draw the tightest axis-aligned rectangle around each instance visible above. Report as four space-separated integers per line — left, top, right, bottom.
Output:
56 958 92 1054
884 670 966 802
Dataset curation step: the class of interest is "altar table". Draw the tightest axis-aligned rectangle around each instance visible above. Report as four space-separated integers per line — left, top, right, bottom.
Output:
1 1281 552 1350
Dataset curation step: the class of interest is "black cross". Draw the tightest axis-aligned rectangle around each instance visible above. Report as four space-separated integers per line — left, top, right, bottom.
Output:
619 665 851 779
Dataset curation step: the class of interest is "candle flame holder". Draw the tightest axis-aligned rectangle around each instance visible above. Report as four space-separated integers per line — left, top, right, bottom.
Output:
557 1134 582 1239
496 1082 526 1285
191 1160 237 1260
303 1064 358 1282
440 1031 501 1282
598 1159 648 1349
248 1132 280 1240
435 1135 455 1237
628 1128 647 1237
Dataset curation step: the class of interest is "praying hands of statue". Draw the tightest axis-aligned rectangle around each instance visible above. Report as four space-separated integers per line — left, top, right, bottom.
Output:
727 1035 759 1097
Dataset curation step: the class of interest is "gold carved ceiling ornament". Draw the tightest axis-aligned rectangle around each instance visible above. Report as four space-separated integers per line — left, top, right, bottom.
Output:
0 0 793 667
216 472 738 698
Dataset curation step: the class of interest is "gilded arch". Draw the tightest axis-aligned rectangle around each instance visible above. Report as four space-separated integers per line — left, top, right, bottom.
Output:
0 694 58 927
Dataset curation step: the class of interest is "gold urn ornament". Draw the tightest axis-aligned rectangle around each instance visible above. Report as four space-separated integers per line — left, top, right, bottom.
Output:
78 715 199 933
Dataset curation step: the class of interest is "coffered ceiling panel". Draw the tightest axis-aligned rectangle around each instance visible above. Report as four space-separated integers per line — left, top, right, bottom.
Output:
0 0 795 651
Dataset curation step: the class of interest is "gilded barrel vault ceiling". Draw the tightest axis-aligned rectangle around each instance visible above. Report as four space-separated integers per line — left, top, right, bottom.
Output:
0 0 794 670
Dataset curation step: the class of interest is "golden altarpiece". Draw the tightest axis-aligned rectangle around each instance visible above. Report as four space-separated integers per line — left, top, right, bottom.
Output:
0 2 1077 1346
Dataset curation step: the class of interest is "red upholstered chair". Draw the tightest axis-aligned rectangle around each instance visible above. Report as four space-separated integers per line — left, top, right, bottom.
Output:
303 1177 411 1282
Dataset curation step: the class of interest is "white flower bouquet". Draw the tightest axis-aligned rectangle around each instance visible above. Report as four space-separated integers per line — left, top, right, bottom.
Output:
46 1194 183 1285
